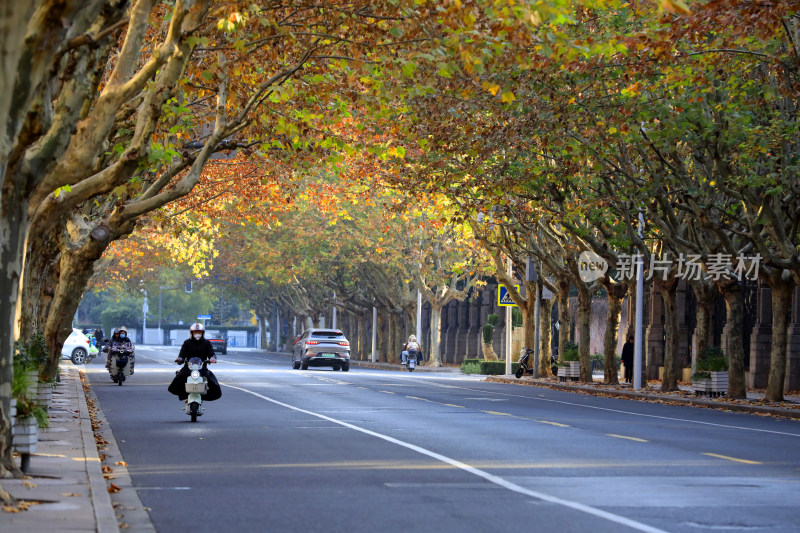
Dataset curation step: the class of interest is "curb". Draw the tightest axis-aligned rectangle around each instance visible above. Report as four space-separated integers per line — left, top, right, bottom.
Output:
73 366 120 533
486 376 800 420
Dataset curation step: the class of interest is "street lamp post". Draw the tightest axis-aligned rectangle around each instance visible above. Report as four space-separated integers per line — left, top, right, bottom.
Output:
634 213 645 390
505 256 513 375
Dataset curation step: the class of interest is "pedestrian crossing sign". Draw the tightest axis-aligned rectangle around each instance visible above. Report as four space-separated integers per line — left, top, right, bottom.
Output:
497 284 519 307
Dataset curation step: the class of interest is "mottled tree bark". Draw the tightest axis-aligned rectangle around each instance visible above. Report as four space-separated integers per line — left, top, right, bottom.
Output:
660 277 680 392
538 298 554 377
577 284 592 383
766 271 795 402
556 277 570 361
603 281 626 385
691 281 716 372
429 304 442 366
718 280 746 399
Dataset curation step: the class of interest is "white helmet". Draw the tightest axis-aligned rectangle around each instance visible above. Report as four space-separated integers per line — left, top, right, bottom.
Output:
190 323 204 334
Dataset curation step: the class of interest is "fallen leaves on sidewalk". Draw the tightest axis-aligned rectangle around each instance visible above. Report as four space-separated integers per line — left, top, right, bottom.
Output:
2 500 40 513
108 483 121 493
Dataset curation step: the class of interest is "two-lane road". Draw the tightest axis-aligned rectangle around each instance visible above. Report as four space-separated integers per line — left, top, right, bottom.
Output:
87 346 800 533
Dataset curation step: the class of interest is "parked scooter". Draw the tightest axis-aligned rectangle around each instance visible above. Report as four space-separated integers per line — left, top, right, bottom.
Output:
515 348 559 379
183 357 211 422
109 347 134 385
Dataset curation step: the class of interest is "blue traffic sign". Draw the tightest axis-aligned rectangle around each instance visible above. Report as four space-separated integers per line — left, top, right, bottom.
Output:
497 284 519 307
197 314 211 320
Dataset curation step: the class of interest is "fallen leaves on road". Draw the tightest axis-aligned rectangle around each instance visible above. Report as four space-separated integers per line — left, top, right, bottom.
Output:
108 483 121 493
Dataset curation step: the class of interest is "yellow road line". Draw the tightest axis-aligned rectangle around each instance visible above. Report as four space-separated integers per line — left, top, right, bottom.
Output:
702 453 761 465
483 410 512 416
606 434 648 443
407 396 435 403
537 420 570 428
444 404 465 408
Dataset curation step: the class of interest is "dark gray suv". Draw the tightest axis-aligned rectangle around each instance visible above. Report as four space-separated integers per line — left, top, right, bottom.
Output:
292 329 351 371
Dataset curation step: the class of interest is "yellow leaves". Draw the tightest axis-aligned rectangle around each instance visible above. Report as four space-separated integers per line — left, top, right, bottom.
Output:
3 501 40 513
607 127 617 134
481 81 501 96
660 0 691 14
217 11 248 33
500 91 515 104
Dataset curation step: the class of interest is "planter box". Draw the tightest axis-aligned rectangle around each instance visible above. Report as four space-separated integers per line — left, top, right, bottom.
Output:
558 362 580 381
36 382 53 408
12 417 38 454
569 362 580 378
693 378 711 394
693 371 728 397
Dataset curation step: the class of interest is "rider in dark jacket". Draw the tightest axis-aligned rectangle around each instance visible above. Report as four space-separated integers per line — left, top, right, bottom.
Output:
106 326 135 373
168 323 221 401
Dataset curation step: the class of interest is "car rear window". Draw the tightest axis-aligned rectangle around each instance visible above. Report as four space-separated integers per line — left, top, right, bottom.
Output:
311 331 345 339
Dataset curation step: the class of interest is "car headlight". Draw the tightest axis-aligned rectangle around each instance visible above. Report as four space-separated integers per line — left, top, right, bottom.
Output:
191 370 200 379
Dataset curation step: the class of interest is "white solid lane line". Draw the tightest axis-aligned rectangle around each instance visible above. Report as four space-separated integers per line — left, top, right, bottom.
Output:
223 382 669 533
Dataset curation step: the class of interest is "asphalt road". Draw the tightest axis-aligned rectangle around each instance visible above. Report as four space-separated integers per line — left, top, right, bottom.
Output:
87 346 800 533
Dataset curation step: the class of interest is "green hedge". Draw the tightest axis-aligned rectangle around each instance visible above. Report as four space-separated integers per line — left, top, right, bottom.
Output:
461 359 520 375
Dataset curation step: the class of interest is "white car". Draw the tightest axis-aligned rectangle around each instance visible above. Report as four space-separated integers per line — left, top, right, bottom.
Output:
61 328 93 364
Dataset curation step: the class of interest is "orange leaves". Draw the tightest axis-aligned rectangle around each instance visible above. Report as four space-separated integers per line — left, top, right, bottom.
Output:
660 0 691 15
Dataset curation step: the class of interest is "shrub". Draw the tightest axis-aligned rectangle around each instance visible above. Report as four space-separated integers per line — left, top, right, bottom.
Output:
461 362 482 375
16 398 49 428
478 361 520 375
487 313 499 327
512 308 523 328
560 341 579 363
459 359 520 375
14 332 48 373
697 346 728 372
482 324 494 344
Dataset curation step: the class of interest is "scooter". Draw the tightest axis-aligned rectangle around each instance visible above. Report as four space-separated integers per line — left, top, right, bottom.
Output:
402 350 421 372
183 357 209 422
109 348 134 385
515 348 559 379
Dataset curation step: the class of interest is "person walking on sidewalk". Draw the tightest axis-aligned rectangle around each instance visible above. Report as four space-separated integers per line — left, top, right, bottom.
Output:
621 335 634 384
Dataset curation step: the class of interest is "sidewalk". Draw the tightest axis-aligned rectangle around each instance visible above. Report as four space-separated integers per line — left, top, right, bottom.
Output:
1 363 153 532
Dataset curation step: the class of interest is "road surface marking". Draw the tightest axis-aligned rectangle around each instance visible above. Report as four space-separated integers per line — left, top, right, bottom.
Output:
407 395 435 403
702 453 761 465
427 382 800 437
483 410 512 416
607 434 648 443
444 404 465 408
380 391 396 394
224 382 670 533
537 420 570 428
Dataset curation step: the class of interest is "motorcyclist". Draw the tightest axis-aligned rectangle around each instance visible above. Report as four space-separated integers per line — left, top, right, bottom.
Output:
168 323 221 402
401 335 421 366
107 326 135 374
